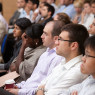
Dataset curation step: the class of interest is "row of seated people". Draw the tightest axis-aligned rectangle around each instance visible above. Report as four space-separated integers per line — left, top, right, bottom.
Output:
0 0 95 95
0 19 95 95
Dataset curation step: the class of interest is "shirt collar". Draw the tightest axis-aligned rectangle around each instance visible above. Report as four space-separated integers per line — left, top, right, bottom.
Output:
63 55 83 70
46 47 56 52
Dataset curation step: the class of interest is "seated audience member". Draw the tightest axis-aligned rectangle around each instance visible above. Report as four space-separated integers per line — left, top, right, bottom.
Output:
0 3 8 32
36 24 89 95
28 0 40 23
72 0 83 24
53 13 72 24
10 24 46 80
19 0 32 19
59 35 95 95
38 3 55 27
9 0 26 26
0 18 31 70
0 21 7 63
79 0 94 30
6 20 65 95
88 19 95 35
33 1 46 23
54 0 76 19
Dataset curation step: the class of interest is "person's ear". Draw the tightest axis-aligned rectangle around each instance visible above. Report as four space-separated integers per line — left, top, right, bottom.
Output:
48 11 52 16
53 36 58 41
70 42 79 51
34 39 39 45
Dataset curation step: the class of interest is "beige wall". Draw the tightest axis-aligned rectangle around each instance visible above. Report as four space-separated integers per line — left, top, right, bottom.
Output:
0 0 59 24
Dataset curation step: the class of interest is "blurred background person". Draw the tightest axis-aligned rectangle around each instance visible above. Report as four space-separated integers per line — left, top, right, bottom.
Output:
79 0 94 30
72 0 83 24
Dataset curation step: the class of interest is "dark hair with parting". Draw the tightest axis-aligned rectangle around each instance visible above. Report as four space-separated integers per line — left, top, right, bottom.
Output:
14 18 32 33
84 35 95 52
44 3 55 16
61 23 89 54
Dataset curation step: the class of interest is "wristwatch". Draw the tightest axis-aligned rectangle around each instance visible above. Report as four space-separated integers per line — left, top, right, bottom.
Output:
36 88 45 93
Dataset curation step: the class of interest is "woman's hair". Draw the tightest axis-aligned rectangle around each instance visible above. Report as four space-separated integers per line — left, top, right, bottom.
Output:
25 24 44 43
56 13 72 24
74 0 83 8
15 18 32 32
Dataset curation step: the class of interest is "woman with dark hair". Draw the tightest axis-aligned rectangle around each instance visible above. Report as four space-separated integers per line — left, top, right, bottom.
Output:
10 24 46 80
0 18 32 71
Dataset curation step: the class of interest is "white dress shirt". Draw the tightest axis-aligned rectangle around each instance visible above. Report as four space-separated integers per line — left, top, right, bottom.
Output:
39 55 88 95
59 76 95 95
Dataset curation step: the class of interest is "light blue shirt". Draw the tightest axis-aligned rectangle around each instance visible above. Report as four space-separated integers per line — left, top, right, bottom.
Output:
54 4 76 19
19 9 33 19
17 48 63 95
59 76 95 95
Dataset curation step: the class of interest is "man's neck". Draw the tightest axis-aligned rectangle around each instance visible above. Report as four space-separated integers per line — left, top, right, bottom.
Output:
65 53 81 63
44 15 51 20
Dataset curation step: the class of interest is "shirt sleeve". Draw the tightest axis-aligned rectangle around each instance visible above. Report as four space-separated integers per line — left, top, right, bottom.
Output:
16 81 26 88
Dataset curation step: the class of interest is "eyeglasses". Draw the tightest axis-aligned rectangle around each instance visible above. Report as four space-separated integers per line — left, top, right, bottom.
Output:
84 54 95 58
58 37 75 42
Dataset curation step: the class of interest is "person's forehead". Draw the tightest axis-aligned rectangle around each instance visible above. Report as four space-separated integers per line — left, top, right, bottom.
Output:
91 3 95 6
44 23 54 32
43 6 48 9
60 31 69 38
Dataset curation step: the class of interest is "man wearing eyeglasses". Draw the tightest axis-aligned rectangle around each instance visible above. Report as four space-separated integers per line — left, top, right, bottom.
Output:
59 35 95 95
36 24 89 95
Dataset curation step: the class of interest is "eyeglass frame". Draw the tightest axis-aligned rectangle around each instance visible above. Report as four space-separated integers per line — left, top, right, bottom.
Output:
58 36 75 42
84 54 95 58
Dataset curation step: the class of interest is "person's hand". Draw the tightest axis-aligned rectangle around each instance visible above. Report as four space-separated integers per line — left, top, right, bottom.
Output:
10 63 16 71
6 88 19 95
36 85 45 95
32 12 38 21
81 9 86 19
38 85 45 89
73 16 79 24
70 91 78 95
21 33 29 48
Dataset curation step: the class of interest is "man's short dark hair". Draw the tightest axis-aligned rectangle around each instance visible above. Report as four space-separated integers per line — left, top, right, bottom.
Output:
44 3 55 16
61 24 89 54
29 0 39 8
91 0 95 5
84 35 95 52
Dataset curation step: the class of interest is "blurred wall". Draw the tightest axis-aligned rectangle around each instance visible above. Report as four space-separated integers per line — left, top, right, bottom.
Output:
0 0 59 24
